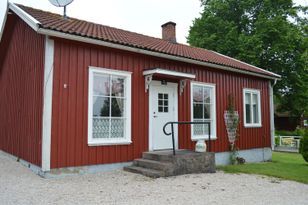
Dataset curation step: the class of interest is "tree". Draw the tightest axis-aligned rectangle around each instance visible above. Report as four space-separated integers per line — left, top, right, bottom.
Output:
188 0 308 117
299 129 308 163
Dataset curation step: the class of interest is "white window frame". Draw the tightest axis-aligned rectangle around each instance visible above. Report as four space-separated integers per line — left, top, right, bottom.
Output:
88 66 132 146
190 82 217 140
243 88 262 127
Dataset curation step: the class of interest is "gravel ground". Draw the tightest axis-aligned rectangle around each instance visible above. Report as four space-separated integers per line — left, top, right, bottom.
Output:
1 152 308 205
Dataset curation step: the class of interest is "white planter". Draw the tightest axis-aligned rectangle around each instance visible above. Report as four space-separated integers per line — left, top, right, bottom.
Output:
195 140 207 152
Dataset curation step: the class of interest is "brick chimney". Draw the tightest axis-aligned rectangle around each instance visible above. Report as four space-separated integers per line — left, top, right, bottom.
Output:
161 22 176 43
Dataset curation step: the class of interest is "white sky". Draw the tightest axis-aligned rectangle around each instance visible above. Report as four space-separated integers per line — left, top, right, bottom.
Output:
0 0 307 44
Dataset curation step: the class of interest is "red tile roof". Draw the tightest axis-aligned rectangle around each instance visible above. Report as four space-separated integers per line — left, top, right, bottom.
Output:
17 5 279 78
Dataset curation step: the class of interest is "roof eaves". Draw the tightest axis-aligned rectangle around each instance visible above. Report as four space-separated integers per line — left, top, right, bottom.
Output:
37 27 280 80
211 51 281 78
8 2 40 32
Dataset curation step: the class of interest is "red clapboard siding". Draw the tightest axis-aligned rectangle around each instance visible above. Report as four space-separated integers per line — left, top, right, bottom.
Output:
0 15 45 166
50 38 271 169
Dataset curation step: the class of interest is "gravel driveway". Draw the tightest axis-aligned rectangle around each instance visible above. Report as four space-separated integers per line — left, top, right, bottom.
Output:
1 151 307 205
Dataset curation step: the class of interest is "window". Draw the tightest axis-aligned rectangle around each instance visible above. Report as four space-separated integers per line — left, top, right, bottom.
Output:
158 93 169 113
243 89 261 127
191 82 216 140
304 120 308 127
88 67 132 145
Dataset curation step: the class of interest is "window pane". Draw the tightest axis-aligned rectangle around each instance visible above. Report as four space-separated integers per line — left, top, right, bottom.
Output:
203 88 211 103
193 86 203 103
110 119 124 138
193 103 203 119
193 119 210 136
158 106 163 112
253 104 258 123
245 93 251 104
93 97 110 117
245 104 251 124
253 94 258 123
111 98 124 117
158 93 163 99
93 118 109 138
111 77 125 97
204 104 211 119
245 93 251 124
93 74 110 96
252 94 258 105
164 94 168 99
193 119 204 136
164 107 168 112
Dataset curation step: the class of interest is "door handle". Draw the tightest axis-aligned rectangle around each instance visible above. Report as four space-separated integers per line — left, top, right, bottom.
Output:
153 115 158 118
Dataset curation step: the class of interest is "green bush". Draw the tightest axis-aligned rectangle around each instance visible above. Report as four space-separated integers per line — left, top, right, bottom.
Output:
299 129 308 163
296 128 307 137
275 136 280 146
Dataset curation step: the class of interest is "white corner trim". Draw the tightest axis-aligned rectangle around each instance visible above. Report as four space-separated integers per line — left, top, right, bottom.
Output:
269 81 275 150
42 36 54 172
0 1 8 42
8 2 40 31
36 28 280 80
143 68 196 79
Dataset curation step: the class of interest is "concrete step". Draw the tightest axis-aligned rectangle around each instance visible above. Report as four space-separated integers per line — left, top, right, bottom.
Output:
123 165 165 178
142 151 174 162
133 158 173 171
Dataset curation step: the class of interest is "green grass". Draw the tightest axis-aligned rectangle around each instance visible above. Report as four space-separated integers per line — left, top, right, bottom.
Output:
218 152 308 184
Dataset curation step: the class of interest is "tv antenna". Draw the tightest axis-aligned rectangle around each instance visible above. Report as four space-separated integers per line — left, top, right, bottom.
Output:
48 0 74 19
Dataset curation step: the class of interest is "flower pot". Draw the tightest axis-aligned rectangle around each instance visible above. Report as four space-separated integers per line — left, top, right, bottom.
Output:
195 140 207 152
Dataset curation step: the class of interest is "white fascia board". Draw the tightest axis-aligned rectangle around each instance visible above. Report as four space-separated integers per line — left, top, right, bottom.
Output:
42 36 54 172
0 1 8 42
8 2 40 31
37 28 280 80
143 68 196 79
212 51 281 78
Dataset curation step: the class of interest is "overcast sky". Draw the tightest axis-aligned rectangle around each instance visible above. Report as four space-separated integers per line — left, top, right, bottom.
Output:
0 0 307 44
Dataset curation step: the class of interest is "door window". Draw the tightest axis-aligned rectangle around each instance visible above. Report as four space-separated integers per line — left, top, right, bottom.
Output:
158 93 169 113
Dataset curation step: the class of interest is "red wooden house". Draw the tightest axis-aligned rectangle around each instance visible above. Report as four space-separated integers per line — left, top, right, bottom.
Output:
0 3 280 175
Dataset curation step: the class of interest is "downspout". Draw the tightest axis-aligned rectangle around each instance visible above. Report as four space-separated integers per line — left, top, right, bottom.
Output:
269 79 277 150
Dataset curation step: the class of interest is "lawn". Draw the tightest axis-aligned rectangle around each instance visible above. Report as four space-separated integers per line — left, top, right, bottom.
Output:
218 152 308 184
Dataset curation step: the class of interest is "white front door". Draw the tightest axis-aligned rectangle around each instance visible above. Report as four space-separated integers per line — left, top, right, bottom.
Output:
149 81 178 150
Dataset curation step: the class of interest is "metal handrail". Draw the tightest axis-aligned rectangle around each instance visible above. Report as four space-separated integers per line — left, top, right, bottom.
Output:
163 121 211 155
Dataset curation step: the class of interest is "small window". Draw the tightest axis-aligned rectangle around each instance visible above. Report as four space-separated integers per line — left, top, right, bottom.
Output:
243 89 261 127
158 93 168 113
191 82 216 140
88 67 132 145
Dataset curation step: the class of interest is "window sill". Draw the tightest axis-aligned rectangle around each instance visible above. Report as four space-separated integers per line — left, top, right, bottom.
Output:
191 136 217 141
244 124 262 128
88 140 132 146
